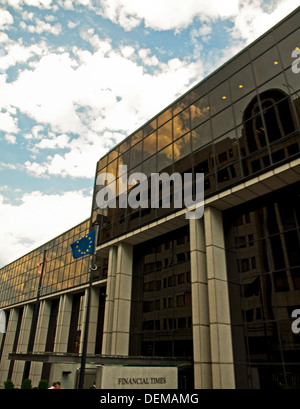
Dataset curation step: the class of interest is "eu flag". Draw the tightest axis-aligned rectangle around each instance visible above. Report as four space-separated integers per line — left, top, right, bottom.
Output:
71 229 96 259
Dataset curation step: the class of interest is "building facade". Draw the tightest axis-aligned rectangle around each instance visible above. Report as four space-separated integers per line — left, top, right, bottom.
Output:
0 7 300 389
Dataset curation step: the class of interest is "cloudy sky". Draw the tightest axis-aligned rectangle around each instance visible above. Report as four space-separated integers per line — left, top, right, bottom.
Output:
0 0 299 267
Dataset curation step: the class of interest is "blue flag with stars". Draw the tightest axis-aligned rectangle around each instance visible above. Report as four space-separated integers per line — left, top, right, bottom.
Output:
70 229 96 259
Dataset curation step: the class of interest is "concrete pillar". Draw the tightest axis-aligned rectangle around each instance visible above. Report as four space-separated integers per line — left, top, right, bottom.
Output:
204 206 235 389
189 217 212 389
54 294 72 353
111 243 133 356
80 287 100 355
12 304 34 387
29 300 51 386
102 246 117 355
0 308 18 387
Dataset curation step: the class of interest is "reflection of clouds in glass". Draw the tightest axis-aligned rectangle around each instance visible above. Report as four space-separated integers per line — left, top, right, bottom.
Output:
158 120 172 150
174 133 191 161
173 109 190 140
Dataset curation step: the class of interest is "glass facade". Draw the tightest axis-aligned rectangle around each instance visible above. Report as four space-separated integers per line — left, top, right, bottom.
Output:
92 11 300 246
130 226 193 358
0 220 108 308
225 182 300 389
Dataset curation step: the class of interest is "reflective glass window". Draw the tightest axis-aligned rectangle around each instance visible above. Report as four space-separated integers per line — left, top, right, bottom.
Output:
229 65 256 102
277 28 300 70
234 91 260 126
143 131 156 159
211 106 235 139
129 141 143 169
209 80 231 115
173 108 190 140
157 120 172 151
190 95 210 129
192 119 212 152
157 107 172 127
252 46 282 86
157 144 173 172
173 133 192 162
258 73 290 102
273 10 300 42
131 130 143 146
249 32 275 60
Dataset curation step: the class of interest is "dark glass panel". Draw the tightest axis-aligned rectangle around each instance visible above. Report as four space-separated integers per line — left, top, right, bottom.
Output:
209 80 231 116
277 28 300 70
258 74 290 103
273 10 300 42
211 106 235 139
230 64 256 102
249 32 275 60
225 184 300 389
192 119 212 152
130 227 192 359
252 47 282 86
283 68 300 97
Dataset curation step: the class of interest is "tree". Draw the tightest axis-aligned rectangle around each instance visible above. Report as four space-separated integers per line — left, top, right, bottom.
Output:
38 379 48 389
21 379 32 389
4 379 14 389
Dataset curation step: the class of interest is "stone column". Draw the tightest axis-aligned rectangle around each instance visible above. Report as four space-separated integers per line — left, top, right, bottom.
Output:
0 308 18 386
54 294 73 353
80 287 100 355
29 300 51 386
189 217 212 389
101 246 117 355
111 243 133 356
12 304 34 387
204 206 235 389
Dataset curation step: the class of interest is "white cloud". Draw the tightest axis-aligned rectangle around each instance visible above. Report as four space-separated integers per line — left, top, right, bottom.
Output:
0 35 48 71
0 9 14 29
0 189 92 267
4 133 17 144
0 111 19 133
231 0 299 43
21 19 62 35
6 0 53 9
97 0 240 31
35 133 70 149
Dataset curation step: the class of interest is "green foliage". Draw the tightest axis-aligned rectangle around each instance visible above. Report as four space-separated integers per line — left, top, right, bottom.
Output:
38 379 48 389
21 379 32 389
4 379 14 389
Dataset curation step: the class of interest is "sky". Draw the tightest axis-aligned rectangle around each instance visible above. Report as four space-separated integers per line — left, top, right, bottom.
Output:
0 0 299 268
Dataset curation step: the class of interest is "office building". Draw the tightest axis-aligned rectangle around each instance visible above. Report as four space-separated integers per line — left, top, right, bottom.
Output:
0 7 299 389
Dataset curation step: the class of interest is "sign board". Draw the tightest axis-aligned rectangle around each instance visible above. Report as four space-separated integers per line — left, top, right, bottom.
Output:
96 366 178 389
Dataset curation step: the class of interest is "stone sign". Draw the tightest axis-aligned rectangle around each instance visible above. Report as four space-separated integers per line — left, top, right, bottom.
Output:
96 366 178 389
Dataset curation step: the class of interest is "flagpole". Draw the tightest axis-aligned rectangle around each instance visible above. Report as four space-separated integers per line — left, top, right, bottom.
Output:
78 224 99 389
